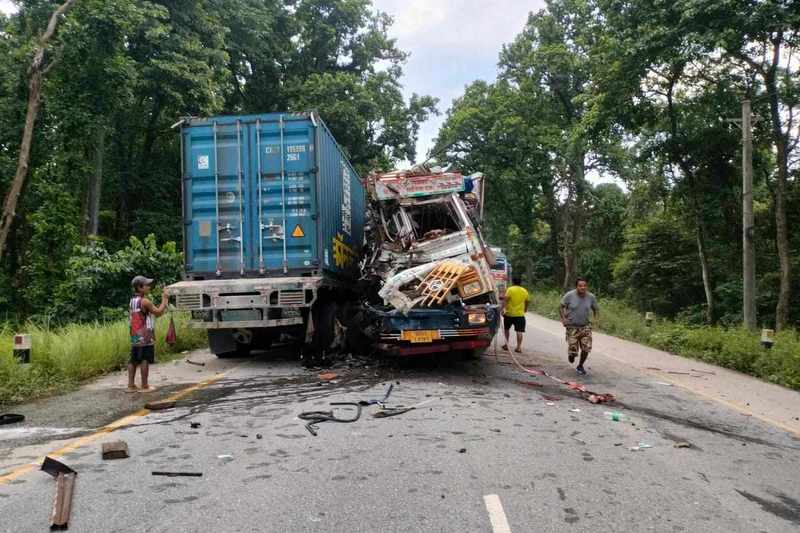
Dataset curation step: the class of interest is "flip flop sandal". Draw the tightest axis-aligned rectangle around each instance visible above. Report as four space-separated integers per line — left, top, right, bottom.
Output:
0 413 25 425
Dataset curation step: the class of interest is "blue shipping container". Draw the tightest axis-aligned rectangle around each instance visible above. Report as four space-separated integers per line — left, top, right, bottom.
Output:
180 112 365 281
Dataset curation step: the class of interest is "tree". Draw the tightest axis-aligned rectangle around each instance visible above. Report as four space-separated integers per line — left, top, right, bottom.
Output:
0 0 78 260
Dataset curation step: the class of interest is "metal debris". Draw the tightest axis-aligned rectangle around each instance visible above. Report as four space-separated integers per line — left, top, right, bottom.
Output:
144 400 176 411
101 441 129 460
151 471 203 477
50 472 76 530
298 402 362 436
358 384 394 406
41 457 77 531
372 398 435 418
41 457 76 478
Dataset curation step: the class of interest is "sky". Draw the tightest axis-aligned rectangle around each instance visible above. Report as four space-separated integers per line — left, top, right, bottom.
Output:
372 0 544 162
0 0 546 163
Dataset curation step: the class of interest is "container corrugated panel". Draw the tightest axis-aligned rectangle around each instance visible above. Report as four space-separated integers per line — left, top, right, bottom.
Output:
181 112 364 282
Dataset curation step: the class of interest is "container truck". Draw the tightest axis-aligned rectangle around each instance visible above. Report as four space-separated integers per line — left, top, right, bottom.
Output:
167 112 365 359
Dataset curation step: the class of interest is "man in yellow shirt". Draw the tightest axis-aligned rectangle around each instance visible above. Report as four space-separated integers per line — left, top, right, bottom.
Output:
502 277 530 353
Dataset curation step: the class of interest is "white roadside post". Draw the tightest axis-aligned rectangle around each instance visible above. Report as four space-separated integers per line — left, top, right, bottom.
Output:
13 333 31 364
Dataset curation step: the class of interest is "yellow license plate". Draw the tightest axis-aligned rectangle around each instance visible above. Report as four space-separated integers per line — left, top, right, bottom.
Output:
400 330 441 343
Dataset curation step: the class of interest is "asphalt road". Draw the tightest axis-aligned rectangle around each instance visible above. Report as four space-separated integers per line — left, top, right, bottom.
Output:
1 316 799 532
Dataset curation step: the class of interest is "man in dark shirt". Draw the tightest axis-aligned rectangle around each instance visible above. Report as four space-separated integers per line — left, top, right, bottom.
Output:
560 277 599 376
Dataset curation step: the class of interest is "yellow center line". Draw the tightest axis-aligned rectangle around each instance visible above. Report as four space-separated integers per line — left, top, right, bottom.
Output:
0 371 230 485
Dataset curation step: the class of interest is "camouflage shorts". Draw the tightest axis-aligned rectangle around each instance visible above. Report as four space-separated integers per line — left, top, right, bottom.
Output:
566 326 592 355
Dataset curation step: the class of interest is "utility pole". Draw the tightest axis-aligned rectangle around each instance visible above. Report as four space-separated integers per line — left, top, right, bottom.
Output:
742 99 756 330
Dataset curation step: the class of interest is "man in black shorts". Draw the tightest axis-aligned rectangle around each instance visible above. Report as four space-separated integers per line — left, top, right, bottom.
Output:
128 275 169 392
501 277 530 353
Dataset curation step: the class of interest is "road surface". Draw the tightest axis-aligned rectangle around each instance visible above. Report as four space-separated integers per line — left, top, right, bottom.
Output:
1 313 799 532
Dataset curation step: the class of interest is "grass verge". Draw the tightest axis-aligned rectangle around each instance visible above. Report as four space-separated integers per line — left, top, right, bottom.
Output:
529 290 800 391
0 313 207 406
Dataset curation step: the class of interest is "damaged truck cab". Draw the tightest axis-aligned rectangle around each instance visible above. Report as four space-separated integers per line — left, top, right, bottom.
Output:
362 168 500 356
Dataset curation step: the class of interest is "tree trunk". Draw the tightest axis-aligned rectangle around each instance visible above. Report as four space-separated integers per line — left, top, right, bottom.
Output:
562 154 586 292
0 0 79 259
86 127 105 236
695 221 715 324
541 180 562 287
764 58 792 331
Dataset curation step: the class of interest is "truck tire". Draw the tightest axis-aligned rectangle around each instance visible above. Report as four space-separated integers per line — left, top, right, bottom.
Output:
207 329 251 359
301 299 339 366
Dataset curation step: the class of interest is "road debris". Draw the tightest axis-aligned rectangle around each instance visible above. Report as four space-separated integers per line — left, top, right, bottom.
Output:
507 350 616 404
629 442 653 452
299 402 362 436
101 441 129 460
691 368 716 375
604 411 630 422
358 384 394 406
185 359 205 366
0 413 24 425
318 372 338 381
458 448 467 453
372 398 435 419
41 457 76 478
569 408 581 413
673 441 692 449
190 422 201 429
256 433 263 440
41 457 77 531
151 471 203 477
545 402 556 406
144 400 176 411
50 471 76 530
571 436 587 445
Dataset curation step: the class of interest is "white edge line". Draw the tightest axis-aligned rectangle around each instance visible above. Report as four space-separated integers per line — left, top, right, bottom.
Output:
484 494 513 533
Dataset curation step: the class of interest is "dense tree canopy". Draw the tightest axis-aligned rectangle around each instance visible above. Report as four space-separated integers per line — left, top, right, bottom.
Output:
0 0 436 320
434 0 799 329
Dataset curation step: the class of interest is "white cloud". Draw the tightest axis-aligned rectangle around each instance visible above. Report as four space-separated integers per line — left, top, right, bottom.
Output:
0 1 17 15
373 0 546 162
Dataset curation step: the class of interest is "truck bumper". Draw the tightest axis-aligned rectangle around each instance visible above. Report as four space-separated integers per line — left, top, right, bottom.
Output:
378 338 492 357
168 277 320 329
375 306 499 356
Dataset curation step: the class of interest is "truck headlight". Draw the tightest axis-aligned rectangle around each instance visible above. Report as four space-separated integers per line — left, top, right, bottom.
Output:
467 312 486 325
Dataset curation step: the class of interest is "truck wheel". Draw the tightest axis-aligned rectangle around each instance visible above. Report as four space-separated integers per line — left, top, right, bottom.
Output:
301 300 339 366
313 300 338 352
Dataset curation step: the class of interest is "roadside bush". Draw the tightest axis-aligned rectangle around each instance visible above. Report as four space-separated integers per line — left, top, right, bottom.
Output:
51 234 183 323
0 313 206 406
528 289 800 391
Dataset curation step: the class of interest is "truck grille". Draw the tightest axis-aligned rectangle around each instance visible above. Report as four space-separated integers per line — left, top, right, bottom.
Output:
278 290 305 306
177 293 203 310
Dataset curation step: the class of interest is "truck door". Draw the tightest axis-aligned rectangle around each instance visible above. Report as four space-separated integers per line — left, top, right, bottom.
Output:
184 120 252 276
251 116 318 273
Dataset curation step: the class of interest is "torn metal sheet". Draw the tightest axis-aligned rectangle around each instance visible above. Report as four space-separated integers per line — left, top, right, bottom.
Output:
50 472 76 530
